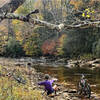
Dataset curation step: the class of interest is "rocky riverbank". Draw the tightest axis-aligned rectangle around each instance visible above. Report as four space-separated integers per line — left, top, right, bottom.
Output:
0 57 100 100
0 57 100 69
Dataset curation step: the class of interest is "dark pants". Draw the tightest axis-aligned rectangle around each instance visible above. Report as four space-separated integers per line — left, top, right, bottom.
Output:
47 89 54 95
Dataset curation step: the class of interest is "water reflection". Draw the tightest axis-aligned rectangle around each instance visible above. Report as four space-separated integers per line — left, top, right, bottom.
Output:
34 65 100 94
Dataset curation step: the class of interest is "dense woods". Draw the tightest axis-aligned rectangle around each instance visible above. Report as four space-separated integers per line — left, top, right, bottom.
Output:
0 0 100 58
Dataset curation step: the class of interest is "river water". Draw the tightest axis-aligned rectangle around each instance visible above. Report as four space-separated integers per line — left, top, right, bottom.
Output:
34 65 100 95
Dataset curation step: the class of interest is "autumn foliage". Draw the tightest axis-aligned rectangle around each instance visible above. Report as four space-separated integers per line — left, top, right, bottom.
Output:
42 40 57 55
42 34 66 56
0 0 100 57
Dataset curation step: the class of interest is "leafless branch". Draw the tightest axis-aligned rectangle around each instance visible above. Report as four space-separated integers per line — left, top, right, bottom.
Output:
0 12 100 31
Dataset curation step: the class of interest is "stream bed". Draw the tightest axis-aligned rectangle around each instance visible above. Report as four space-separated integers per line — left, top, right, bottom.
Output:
34 65 100 95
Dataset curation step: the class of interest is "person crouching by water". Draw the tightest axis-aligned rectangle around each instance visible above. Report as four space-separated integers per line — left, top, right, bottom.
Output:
38 74 58 96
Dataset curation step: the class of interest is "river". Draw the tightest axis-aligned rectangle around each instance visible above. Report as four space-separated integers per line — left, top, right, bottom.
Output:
34 65 100 95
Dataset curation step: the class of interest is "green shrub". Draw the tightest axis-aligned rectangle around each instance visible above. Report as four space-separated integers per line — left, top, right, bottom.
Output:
4 38 24 58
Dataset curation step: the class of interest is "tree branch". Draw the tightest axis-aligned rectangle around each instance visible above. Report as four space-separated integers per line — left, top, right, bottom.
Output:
0 12 100 30
26 9 39 18
0 13 59 30
0 0 25 22
64 20 100 29
0 0 100 30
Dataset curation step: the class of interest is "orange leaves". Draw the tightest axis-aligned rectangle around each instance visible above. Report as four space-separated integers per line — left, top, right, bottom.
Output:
42 34 67 56
42 39 56 55
70 0 82 10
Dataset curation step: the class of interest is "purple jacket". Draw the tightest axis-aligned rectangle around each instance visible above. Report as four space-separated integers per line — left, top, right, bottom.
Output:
38 80 54 92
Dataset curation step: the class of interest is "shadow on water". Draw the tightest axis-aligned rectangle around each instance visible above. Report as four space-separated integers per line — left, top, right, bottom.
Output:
34 65 100 94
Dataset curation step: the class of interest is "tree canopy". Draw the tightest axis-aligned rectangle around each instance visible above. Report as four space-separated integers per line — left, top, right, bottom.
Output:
0 0 100 58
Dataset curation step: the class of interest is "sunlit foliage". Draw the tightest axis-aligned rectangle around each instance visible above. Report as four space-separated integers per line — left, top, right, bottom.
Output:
82 8 95 19
56 34 67 56
23 33 42 56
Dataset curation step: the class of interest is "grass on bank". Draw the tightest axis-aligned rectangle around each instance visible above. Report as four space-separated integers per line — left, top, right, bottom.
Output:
0 65 43 100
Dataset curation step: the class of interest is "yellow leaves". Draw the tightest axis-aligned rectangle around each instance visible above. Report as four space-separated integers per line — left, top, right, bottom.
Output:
23 33 41 56
0 65 2 71
56 34 67 56
16 31 23 42
85 8 91 12
91 10 95 13
82 13 85 17
59 34 66 44
82 8 95 19
12 20 21 25
12 20 25 42
86 15 90 18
